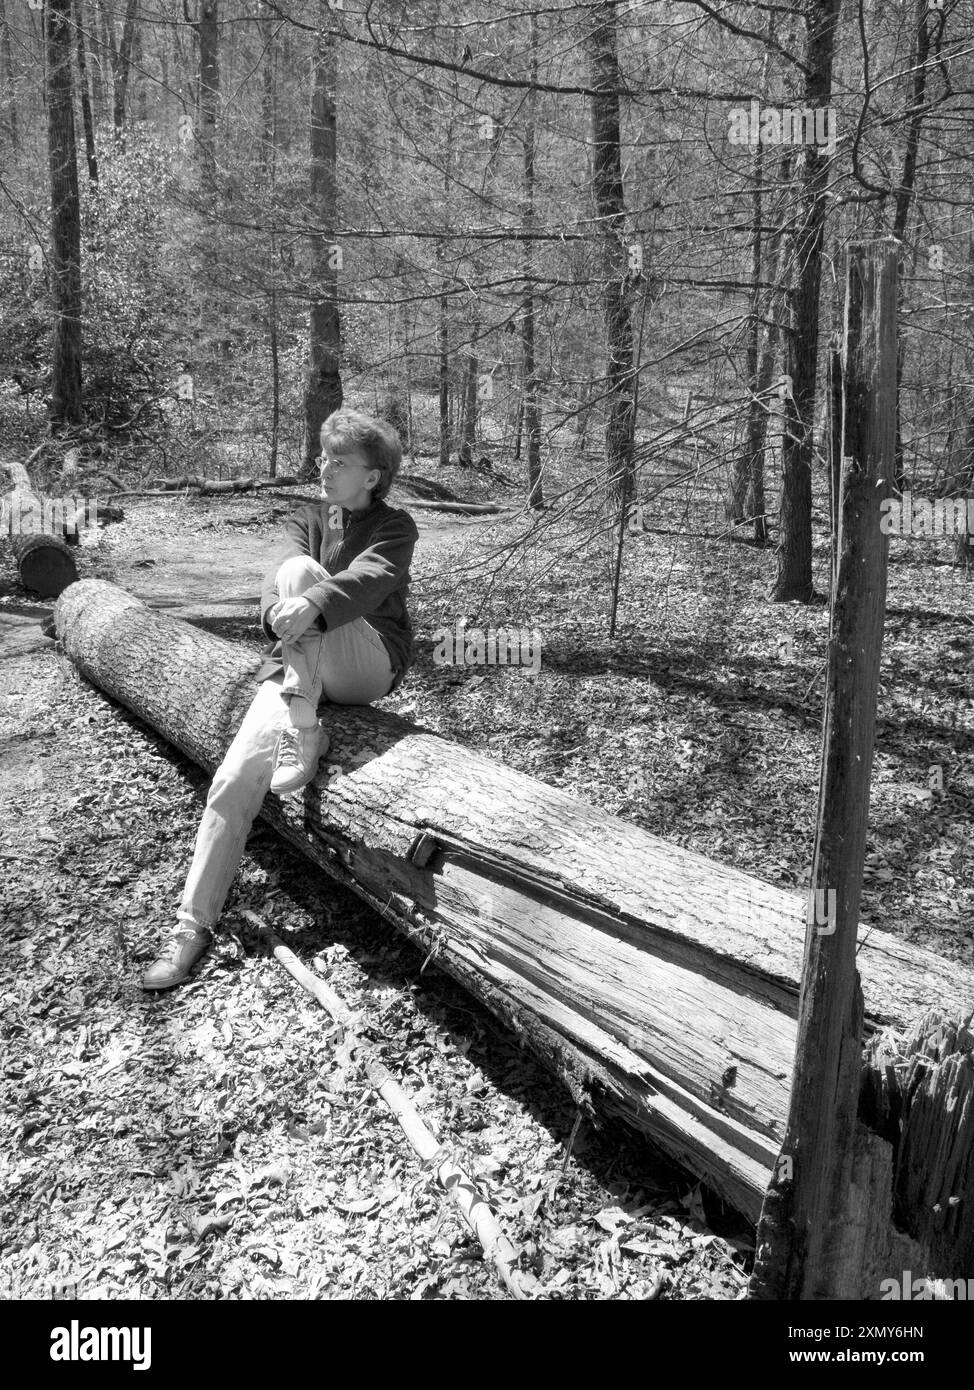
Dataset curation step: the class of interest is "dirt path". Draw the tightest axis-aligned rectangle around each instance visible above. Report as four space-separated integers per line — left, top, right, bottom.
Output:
95 496 483 624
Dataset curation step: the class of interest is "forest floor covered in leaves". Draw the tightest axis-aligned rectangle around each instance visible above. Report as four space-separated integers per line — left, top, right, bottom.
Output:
1 470 972 1301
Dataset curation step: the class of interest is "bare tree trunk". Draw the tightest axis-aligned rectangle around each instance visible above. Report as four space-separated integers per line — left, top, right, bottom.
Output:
512 395 523 462
302 2 342 474
521 290 542 503
47 0 84 430
523 12 543 508
727 135 766 528
751 240 897 1300
586 1 634 508
197 0 219 179
0 0 18 152
892 0 941 491
131 9 146 121
947 399 974 567
459 334 478 457
112 0 138 140
438 276 450 466
435 86 457 470
727 42 774 529
727 123 794 546
825 335 842 590
260 3 279 477
73 0 99 182
97 0 116 126
387 249 413 453
86 0 105 119
575 381 592 452
772 0 841 602
745 151 795 546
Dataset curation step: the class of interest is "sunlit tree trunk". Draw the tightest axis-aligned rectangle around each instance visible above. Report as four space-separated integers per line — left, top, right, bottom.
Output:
586 0 635 508
523 11 542 507
47 0 84 429
260 1 279 477
112 0 138 139
197 0 219 179
303 1 342 474
772 0 841 602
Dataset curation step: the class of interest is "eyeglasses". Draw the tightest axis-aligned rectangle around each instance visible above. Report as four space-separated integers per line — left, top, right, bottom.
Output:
315 455 372 471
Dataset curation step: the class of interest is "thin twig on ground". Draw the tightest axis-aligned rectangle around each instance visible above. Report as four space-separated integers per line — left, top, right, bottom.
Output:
241 909 531 1301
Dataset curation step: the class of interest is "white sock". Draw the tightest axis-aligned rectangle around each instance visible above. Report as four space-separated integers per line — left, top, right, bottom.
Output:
288 696 318 729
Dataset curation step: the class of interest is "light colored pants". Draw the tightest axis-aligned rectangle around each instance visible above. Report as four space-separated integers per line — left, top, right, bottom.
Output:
177 556 394 933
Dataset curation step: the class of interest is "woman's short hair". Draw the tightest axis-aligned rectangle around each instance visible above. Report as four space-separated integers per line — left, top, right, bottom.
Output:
320 408 403 501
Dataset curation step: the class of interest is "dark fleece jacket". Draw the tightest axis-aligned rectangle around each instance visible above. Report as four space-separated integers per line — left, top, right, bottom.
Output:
257 496 419 691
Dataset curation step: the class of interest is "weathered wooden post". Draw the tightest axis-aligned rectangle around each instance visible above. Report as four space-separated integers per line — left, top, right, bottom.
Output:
750 238 900 1299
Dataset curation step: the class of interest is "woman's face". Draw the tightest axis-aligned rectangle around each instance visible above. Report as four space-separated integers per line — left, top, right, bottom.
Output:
318 440 380 510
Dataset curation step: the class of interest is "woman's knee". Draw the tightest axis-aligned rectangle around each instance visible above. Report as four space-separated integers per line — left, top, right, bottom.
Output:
277 554 325 592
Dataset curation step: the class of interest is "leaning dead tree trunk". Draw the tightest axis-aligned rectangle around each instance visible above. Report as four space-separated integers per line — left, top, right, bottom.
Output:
1 461 78 596
53 578 974 1285
751 240 901 1300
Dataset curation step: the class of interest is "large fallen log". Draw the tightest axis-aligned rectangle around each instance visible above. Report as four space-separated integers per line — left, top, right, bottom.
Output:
2 460 79 597
52 580 974 1275
148 475 302 494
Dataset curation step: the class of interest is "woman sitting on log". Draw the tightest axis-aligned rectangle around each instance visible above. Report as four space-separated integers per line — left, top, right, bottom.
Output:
142 409 419 990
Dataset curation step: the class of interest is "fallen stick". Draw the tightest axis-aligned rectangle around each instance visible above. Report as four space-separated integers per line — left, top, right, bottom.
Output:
242 909 529 1300
105 489 200 498
409 500 507 515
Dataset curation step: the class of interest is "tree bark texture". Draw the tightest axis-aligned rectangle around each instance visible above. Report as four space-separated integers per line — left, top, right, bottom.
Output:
772 0 841 601
46 0 84 431
0 0 19 151
303 3 342 474
73 0 99 183
522 14 542 508
197 0 219 179
111 0 138 137
586 1 634 508
892 0 941 489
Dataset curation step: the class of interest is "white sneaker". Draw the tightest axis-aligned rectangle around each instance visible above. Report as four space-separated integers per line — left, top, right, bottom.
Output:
142 927 212 990
270 723 330 796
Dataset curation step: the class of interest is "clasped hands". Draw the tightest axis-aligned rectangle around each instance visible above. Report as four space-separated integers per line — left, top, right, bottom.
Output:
268 596 320 642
